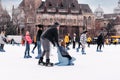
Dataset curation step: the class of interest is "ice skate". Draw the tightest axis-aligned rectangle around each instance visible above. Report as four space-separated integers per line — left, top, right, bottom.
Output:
45 59 53 67
39 62 46 66
56 47 76 66
31 50 34 54
76 48 79 52
45 62 53 67
24 55 28 58
27 55 32 58
38 57 45 66
81 48 86 55
68 57 76 65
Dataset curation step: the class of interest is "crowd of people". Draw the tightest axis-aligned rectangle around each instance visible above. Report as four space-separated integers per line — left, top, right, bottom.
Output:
0 22 120 67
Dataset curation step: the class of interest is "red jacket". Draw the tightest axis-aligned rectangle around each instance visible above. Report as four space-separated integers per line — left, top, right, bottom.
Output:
25 35 32 44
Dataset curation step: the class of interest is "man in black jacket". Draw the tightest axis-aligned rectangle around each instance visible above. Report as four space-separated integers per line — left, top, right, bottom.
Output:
38 22 60 66
97 33 104 52
35 25 43 59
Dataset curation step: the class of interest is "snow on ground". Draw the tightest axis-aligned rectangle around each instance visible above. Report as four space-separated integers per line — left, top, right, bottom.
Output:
0 44 120 80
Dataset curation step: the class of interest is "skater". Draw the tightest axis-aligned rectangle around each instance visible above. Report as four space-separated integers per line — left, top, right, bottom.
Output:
24 31 32 58
0 30 7 52
80 30 87 55
76 34 81 52
87 36 92 47
72 33 77 49
64 33 70 50
56 40 75 66
96 33 104 52
31 35 37 53
38 22 60 66
34 25 43 59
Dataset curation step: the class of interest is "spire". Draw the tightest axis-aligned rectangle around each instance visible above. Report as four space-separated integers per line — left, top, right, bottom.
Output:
119 0 120 3
12 5 14 10
118 0 120 6
0 0 3 11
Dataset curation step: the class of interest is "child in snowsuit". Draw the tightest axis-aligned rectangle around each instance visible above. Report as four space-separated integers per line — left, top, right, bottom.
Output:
56 40 75 66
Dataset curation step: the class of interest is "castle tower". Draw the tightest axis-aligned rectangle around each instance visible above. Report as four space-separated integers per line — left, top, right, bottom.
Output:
23 0 42 9
34 0 42 9
114 0 120 14
94 4 104 19
0 0 3 12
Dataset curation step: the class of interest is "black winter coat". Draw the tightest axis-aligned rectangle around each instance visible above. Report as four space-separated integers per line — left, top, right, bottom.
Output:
36 30 43 41
97 34 104 45
41 27 59 46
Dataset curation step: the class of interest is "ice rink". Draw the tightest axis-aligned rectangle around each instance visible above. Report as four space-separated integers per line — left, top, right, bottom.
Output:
0 44 120 80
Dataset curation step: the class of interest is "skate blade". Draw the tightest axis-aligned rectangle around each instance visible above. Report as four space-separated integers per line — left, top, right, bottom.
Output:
45 63 54 67
38 63 45 66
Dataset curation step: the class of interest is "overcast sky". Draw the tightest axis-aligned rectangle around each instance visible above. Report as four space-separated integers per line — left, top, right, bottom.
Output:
1 0 119 16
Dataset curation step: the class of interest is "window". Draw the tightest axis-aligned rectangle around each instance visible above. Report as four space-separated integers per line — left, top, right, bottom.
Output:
71 3 75 8
49 2 52 7
61 3 63 7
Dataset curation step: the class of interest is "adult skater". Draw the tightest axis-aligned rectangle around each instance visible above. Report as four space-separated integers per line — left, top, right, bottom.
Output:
35 25 43 59
96 33 104 52
0 30 7 52
38 22 60 66
80 30 87 54
31 35 37 53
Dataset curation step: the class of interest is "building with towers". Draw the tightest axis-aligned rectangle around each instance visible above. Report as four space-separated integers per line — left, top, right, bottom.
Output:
114 0 120 14
12 0 95 39
94 4 104 19
94 0 120 36
0 0 11 31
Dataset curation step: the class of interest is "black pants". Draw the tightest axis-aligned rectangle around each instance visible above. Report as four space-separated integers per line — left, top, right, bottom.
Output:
32 42 37 51
97 44 102 50
0 44 4 50
73 41 76 48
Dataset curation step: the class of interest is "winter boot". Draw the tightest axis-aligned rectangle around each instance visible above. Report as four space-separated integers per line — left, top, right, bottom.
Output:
35 53 41 59
45 59 53 67
24 55 28 58
81 48 86 55
38 57 45 66
27 55 32 58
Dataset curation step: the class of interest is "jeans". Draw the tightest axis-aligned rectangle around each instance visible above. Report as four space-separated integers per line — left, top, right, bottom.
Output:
24 42 30 56
37 41 42 57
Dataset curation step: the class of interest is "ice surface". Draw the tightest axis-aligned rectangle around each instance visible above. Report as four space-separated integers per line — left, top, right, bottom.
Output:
0 44 120 80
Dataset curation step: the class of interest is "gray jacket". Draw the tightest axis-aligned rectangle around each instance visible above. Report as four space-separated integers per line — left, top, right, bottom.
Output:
0 34 6 44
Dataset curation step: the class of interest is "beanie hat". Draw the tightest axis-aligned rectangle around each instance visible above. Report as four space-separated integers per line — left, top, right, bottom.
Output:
36 24 43 28
54 22 60 26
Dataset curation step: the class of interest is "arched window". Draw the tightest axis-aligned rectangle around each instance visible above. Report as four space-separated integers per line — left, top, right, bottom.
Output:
48 2 52 7
71 3 75 8
59 2 64 8
88 16 91 25
83 16 87 26
83 16 87 30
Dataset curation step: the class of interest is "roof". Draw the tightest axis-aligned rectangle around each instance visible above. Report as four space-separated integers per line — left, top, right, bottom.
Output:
79 4 92 13
37 0 92 14
104 14 119 19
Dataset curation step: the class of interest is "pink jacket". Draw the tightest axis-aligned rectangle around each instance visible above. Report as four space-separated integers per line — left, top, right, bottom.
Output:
25 35 32 44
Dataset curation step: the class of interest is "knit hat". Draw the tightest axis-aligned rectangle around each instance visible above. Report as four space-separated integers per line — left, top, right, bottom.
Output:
82 30 88 33
54 22 60 26
36 24 43 28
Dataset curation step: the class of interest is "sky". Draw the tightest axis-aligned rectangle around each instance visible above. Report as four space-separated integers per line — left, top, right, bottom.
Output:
1 0 119 16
